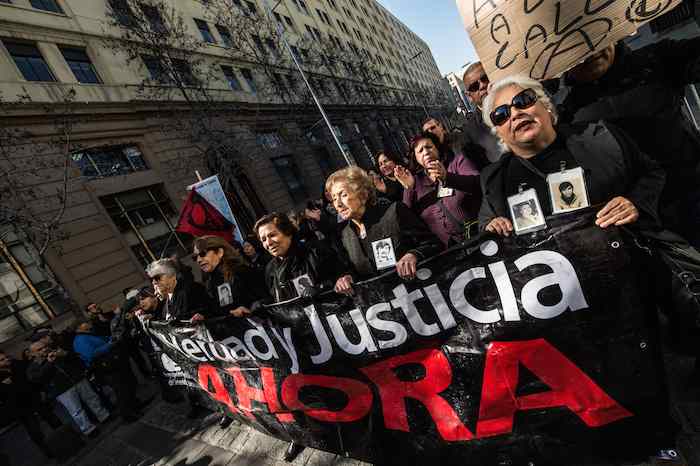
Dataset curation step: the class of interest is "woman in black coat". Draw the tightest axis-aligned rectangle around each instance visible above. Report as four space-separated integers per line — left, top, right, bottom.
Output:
255 212 346 302
326 166 442 295
192 235 268 317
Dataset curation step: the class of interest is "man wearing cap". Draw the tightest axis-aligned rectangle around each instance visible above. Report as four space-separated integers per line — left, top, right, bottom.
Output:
461 61 503 164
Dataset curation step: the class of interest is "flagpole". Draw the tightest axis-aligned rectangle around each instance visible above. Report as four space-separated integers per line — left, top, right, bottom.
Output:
263 0 353 167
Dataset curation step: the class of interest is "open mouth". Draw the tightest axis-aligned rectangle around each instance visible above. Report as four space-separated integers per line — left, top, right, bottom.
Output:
514 120 534 133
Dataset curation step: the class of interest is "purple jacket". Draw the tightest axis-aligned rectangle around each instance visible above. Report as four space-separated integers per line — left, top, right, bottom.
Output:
403 153 481 246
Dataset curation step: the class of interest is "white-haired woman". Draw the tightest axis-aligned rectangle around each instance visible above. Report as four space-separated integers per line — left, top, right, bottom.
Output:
477 74 666 236
326 166 441 294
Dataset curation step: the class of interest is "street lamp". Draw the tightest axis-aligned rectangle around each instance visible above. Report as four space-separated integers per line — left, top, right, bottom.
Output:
406 50 430 118
264 0 353 166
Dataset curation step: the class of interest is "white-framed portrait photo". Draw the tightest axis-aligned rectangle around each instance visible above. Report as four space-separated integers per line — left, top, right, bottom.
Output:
507 188 547 235
546 167 590 214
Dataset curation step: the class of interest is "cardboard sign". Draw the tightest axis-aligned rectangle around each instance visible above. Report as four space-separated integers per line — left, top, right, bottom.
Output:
456 0 682 81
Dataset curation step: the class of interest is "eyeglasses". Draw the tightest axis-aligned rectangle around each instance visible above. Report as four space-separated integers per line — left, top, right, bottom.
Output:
191 248 215 261
489 88 538 127
150 274 164 282
466 73 489 93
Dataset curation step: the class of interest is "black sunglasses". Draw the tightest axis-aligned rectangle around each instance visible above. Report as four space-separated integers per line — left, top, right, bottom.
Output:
489 88 538 127
467 73 489 93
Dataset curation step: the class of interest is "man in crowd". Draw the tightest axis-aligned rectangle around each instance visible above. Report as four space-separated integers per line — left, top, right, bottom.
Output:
422 117 490 170
111 290 153 379
145 259 212 418
0 351 54 458
547 39 700 248
27 335 110 436
73 321 141 422
85 302 113 337
461 61 503 164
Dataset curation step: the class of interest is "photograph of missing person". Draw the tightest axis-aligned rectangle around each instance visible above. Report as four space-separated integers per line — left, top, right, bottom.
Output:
371 238 397 270
507 188 547 235
546 167 590 214
292 274 314 297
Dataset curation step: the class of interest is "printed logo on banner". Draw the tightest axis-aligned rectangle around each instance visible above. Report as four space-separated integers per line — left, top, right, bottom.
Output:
455 0 682 81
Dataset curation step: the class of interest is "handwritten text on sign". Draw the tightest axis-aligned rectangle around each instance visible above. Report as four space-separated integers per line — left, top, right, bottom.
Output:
456 0 681 81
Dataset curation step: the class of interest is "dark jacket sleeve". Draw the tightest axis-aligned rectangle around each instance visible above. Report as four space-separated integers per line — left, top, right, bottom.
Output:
237 266 270 308
656 38 700 86
396 202 443 260
27 360 54 385
478 163 505 231
607 124 665 228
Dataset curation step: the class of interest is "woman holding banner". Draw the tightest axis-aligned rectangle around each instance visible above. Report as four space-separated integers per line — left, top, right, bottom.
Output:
395 131 482 246
326 166 441 294
477 75 665 235
192 236 268 318
254 212 346 302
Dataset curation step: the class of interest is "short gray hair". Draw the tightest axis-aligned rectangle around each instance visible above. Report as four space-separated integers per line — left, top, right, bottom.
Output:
481 75 558 151
145 258 177 278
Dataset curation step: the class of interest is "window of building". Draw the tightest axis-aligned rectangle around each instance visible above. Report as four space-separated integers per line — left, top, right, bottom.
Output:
29 0 63 13
292 0 309 15
59 46 101 84
71 144 147 178
194 18 216 44
100 185 189 267
327 0 338 10
257 132 282 149
3 40 55 82
271 155 307 203
283 15 295 31
240 68 256 93
221 65 242 90
251 35 267 55
140 4 167 33
107 0 135 26
244 0 257 14
0 229 69 344
142 55 166 82
216 24 233 47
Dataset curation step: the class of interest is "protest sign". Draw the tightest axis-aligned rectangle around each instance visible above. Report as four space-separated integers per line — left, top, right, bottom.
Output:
456 0 682 82
148 212 670 465
188 175 242 242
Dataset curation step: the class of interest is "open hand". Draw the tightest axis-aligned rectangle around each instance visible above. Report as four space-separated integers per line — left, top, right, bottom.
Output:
394 166 415 190
596 197 639 228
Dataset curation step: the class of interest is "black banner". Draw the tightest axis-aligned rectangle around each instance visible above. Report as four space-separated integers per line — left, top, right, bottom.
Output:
147 212 670 465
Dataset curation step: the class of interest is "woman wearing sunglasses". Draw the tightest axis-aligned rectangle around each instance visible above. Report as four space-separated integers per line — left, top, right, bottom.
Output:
477 74 665 236
192 235 268 318
395 131 482 247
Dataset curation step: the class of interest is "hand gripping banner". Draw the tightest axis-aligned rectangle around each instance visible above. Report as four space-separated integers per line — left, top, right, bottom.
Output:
146 211 671 465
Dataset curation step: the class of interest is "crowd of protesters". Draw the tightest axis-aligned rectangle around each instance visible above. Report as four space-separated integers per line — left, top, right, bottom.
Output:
2 36 700 464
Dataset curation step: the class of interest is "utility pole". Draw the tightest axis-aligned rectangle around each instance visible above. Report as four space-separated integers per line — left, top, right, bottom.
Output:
407 50 430 119
264 0 353 166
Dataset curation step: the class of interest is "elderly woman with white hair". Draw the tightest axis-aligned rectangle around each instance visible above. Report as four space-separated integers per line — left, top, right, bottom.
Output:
477 74 666 236
326 166 441 294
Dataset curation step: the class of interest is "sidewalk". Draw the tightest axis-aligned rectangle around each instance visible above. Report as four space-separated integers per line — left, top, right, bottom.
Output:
69 398 369 466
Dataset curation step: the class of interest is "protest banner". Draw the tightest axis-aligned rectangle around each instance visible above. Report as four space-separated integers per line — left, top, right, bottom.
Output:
188 175 243 242
147 212 671 465
456 0 682 82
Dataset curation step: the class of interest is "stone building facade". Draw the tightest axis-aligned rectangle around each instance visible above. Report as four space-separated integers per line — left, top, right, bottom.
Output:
0 0 449 349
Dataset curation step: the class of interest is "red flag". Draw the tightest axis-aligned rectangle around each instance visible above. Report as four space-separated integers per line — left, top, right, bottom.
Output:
176 189 233 242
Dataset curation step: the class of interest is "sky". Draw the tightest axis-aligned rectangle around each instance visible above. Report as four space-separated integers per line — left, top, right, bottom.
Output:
377 0 478 77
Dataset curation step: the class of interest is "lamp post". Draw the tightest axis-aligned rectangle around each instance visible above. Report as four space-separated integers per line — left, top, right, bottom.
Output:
263 0 353 166
406 50 430 119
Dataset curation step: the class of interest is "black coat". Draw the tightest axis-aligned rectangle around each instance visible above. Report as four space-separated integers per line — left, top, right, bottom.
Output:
264 240 347 302
548 40 700 240
164 277 213 321
204 264 269 313
478 122 665 231
0 359 40 418
340 202 442 279
27 353 86 399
